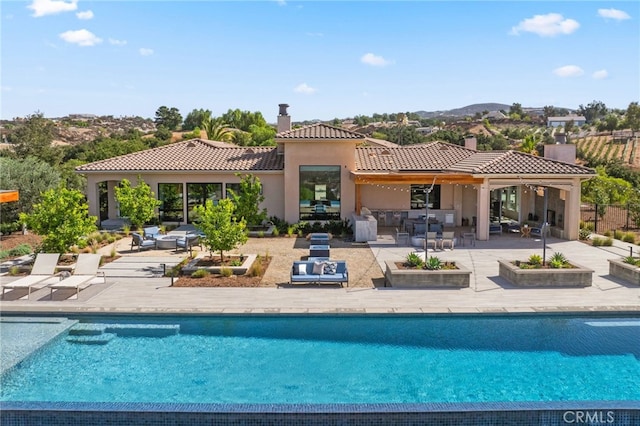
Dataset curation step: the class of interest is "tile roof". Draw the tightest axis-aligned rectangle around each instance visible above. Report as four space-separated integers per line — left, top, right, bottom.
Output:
75 139 283 172
276 122 365 139
356 142 475 171
356 142 594 176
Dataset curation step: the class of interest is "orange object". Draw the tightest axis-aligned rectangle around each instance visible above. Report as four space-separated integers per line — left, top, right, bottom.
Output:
0 190 19 203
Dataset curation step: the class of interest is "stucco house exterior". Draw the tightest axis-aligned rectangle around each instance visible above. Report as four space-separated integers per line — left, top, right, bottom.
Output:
76 105 595 241
547 115 587 128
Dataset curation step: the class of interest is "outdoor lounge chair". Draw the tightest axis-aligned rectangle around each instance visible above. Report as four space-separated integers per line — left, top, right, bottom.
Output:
48 253 105 299
1 253 60 299
440 231 455 250
131 232 156 251
395 227 410 246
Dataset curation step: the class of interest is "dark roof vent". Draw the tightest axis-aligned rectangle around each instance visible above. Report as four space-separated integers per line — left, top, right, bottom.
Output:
186 141 196 148
380 149 391 156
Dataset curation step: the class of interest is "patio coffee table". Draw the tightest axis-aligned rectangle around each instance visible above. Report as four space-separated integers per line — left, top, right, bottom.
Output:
309 244 330 258
155 235 179 250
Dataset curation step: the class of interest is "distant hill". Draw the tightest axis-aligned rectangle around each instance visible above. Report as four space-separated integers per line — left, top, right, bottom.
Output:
414 103 512 119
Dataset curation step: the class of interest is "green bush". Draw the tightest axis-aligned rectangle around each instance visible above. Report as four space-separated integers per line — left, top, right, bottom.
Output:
622 232 636 244
247 255 263 277
405 252 423 268
424 256 442 270
591 237 604 246
613 229 624 240
528 254 543 266
0 243 33 260
578 228 592 241
191 269 211 278
603 230 612 237
219 267 233 278
580 221 595 231
622 256 640 266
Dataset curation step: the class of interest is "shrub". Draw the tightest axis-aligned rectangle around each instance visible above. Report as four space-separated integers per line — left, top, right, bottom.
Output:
603 230 612 237
8 243 33 258
191 269 211 278
229 258 243 267
8 265 21 275
110 246 117 258
247 255 263 277
580 221 594 231
578 228 591 241
424 256 442 270
622 256 640 266
272 227 280 237
603 237 614 246
220 267 234 277
527 254 543 266
405 252 423 268
122 225 131 236
613 229 624 240
549 252 568 265
287 226 295 237
591 237 613 246
622 232 637 244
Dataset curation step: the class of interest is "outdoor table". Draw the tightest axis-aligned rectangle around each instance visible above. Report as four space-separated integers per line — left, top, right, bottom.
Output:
155 235 179 250
309 244 330 258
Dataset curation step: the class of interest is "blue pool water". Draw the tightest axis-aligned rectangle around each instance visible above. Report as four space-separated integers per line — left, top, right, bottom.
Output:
1 315 639 404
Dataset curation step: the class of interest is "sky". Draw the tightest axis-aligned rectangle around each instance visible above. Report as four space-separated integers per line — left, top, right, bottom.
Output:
1 0 639 122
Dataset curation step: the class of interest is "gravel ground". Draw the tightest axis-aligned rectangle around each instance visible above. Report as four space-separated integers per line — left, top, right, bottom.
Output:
225 235 384 288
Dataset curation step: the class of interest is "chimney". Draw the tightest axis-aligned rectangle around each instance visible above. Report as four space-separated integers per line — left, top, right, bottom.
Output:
464 136 477 151
277 103 291 133
544 143 576 164
554 133 567 144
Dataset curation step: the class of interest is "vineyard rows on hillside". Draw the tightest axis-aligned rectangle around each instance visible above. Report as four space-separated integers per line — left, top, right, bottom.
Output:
574 135 639 167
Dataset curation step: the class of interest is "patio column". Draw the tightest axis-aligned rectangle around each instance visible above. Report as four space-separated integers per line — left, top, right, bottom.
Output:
476 180 490 240
85 176 100 220
107 180 119 220
564 178 581 240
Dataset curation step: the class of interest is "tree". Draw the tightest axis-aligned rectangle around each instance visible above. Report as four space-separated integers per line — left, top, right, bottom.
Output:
183 108 212 131
227 173 267 226
193 198 248 262
578 100 607 123
623 102 640 138
154 106 182 130
9 111 62 165
202 117 233 142
519 134 539 155
20 187 98 253
114 177 161 229
581 166 633 217
509 103 524 119
249 124 276 146
154 125 173 141
0 157 61 224
597 114 619 134
220 109 267 132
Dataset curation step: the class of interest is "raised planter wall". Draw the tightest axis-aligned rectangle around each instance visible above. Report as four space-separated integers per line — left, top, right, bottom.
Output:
498 259 593 287
182 254 257 276
384 260 471 288
608 259 640 286
247 225 275 238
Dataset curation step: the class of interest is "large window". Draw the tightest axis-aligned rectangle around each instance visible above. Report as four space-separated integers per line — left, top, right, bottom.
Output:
187 183 222 223
158 183 184 222
225 183 241 199
299 166 341 220
410 184 441 210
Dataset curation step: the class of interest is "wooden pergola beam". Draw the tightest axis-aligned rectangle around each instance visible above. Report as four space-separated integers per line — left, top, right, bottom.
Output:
0 190 19 203
352 173 483 185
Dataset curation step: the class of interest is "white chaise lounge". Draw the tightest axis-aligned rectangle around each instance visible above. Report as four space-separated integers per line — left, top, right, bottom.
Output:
1 253 60 299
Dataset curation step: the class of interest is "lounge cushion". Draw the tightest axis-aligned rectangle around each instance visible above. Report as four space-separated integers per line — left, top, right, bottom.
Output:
312 261 324 275
323 261 337 275
297 264 307 275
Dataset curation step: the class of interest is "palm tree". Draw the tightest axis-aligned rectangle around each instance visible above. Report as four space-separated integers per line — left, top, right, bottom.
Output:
519 134 539 156
202 117 233 142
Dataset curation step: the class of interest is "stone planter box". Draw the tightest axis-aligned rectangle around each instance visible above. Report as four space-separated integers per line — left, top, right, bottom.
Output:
384 260 471 288
247 225 275 238
608 258 640 286
498 259 593 287
182 254 257 276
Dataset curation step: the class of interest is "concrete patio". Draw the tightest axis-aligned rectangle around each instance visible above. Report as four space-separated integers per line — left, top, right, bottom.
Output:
0 231 638 315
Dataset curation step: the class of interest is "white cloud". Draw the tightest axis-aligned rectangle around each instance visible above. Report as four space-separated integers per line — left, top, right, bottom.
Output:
109 38 127 46
553 65 584 77
598 8 631 21
294 83 317 95
76 10 93 20
510 13 580 37
592 69 608 80
59 29 102 46
28 0 78 17
361 53 391 67
139 48 154 56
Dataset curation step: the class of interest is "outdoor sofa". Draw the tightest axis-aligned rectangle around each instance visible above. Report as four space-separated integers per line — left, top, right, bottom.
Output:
288 260 348 287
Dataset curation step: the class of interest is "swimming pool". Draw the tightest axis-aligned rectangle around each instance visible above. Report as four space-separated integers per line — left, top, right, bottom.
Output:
2 314 639 405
